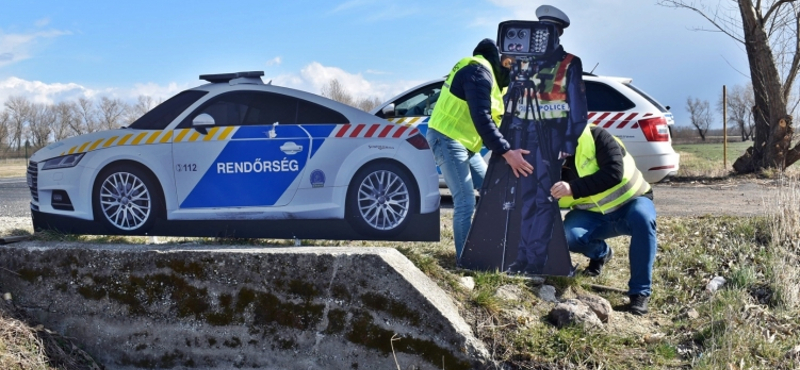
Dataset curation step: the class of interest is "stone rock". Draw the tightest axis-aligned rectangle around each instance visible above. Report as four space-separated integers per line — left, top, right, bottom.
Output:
536 285 559 303
526 276 546 285
459 276 475 291
549 299 603 329
685 308 700 320
786 344 800 360
495 284 523 301
576 293 612 323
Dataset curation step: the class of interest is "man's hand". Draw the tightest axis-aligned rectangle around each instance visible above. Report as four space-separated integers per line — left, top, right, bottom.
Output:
502 149 533 178
550 181 572 199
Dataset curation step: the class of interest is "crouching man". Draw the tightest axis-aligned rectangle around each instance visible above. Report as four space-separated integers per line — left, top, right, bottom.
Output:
550 124 657 315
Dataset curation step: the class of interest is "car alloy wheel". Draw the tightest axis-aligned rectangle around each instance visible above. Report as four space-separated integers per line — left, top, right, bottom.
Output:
97 170 154 232
357 169 410 231
346 161 418 237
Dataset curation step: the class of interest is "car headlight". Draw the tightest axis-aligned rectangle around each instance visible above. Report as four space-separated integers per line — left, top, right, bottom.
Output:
42 153 86 170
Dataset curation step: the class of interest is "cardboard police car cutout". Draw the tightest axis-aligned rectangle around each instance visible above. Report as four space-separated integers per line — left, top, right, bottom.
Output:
28 71 441 241
459 19 588 276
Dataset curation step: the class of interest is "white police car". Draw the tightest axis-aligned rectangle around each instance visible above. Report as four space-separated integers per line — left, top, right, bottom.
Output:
27 71 440 241
372 73 680 184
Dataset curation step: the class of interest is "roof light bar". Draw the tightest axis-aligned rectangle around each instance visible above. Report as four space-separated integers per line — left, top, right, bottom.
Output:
199 71 265 83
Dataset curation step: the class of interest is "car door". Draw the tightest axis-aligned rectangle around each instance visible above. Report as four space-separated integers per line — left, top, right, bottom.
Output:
173 90 312 209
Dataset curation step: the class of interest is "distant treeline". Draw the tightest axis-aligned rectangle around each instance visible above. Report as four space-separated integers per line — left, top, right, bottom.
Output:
0 95 162 157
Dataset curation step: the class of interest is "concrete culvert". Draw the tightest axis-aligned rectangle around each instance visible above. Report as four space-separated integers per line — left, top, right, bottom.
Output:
0 242 489 370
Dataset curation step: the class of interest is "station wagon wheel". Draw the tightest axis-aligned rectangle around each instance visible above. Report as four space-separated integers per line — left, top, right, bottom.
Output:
93 164 162 234
346 161 418 237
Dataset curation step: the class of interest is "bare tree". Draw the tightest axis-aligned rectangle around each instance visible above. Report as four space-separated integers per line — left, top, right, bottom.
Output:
98 97 128 130
719 83 756 141
125 95 159 124
687 97 713 141
27 103 55 147
53 102 78 141
320 79 355 106
0 110 9 149
356 96 382 112
75 97 99 134
659 0 800 173
4 96 32 150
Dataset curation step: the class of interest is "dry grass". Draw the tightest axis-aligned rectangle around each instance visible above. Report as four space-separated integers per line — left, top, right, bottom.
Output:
0 158 26 178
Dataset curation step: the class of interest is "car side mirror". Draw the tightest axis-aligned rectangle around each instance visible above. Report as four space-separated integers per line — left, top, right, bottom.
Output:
192 113 215 134
381 103 396 118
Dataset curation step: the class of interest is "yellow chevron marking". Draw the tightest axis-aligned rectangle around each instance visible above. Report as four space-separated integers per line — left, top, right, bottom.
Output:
88 139 105 151
159 131 173 143
188 131 201 142
131 132 148 145
218 126 235 140
202 127 219 141
77 141 90 153
117 133 133 146
174 129 190 143
103 136 119 148
145 131 162 144
68 146 77 154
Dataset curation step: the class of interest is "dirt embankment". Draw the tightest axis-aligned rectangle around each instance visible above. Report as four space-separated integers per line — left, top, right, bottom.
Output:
650 178 780 217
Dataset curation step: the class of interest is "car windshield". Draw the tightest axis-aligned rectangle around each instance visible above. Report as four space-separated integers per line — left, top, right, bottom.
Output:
623 83 669 113
128 90 208 130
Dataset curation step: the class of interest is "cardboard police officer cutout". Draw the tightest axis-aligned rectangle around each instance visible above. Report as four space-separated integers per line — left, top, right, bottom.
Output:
460 20 586 276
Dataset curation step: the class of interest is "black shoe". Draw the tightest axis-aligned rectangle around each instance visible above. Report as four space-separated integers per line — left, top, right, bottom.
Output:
583 248 613 277
505 260 527 275
628 294 649 315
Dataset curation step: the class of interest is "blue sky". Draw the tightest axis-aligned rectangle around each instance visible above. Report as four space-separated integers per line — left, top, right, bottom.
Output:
0 0 750 128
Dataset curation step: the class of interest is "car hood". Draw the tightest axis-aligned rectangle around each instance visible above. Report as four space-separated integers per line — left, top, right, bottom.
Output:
31 128 134 162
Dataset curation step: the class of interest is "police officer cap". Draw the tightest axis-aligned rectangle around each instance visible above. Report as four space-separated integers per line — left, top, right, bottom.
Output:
536 5 570 29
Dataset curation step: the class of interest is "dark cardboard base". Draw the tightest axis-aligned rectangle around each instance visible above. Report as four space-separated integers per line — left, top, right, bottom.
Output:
31 208 440 242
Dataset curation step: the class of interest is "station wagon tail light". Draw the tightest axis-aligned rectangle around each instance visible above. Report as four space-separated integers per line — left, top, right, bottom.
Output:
638 117 669 142
406 133 430 150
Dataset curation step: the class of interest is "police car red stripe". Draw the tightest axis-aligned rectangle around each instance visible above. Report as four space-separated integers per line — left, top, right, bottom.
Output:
332 123 417 138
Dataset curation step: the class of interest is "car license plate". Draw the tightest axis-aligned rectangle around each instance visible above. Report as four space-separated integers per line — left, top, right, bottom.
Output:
26 172 32 187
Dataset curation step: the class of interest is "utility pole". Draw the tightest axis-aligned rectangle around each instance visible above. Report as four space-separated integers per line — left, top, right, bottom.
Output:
722 86 727 169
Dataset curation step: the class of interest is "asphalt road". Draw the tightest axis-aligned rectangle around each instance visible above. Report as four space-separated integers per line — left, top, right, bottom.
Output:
0 177 31 217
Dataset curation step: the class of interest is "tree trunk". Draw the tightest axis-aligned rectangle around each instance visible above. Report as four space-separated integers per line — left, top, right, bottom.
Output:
733 0 792 173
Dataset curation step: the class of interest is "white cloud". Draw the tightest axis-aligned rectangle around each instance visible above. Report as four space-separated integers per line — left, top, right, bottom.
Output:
0 77 189 109
0 77 92 105
269 62 425 101
265 56 282 66
127 82 188 101
0 29 71 67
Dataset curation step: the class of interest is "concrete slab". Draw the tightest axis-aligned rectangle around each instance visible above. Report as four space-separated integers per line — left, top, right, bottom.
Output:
0 242 489 370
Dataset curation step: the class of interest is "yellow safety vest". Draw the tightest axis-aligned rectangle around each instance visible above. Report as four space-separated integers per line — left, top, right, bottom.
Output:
558 125 651 214
428 55 504 153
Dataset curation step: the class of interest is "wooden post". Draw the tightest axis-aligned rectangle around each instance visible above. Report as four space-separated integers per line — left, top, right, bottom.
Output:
723 85 727 169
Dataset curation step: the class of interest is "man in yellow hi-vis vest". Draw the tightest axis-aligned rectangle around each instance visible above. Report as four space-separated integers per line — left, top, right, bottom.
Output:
426 39 533 262
551 125 657 316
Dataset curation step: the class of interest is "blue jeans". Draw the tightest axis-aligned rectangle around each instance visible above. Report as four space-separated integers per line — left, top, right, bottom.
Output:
426 128 486 260
563 197 657 296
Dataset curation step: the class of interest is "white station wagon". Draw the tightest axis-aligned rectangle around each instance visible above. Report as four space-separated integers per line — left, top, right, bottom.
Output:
372 73 680 184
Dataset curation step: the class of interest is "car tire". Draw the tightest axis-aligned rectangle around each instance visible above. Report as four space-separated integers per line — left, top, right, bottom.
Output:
346 161 418 238
93 164 162 234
